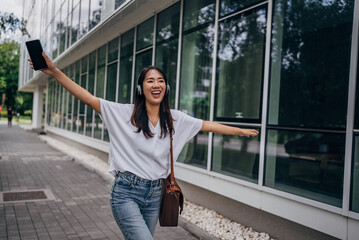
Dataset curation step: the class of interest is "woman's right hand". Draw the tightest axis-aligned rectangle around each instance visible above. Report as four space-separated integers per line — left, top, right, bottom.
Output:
28 52 59 76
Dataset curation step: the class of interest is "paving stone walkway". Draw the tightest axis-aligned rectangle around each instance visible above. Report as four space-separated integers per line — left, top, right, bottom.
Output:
0 124 198 240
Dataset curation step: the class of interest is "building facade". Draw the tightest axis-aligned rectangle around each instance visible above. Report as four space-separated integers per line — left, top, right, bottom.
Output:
19 0 359 239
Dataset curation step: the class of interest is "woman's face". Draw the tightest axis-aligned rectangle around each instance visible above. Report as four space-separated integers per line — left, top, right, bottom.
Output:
142 69 167 107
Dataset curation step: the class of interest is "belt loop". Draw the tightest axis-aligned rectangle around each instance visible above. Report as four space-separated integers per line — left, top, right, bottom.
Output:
133 175 137 185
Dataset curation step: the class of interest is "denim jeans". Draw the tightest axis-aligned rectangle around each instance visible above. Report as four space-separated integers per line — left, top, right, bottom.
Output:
110 171 163 240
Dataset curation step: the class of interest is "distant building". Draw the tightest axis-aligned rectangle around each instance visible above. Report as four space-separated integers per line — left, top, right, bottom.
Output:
19 0 359 239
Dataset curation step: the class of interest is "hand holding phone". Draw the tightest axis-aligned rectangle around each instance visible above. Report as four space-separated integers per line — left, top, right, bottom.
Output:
25 39 48 70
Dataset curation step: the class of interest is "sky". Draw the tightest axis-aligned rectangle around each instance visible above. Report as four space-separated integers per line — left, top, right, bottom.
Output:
0 0 24 42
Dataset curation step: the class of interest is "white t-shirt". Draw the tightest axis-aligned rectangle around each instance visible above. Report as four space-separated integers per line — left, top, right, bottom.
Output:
100 99 203 180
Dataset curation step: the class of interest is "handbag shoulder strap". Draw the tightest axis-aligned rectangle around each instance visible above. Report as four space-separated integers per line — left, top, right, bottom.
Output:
169 131 175 185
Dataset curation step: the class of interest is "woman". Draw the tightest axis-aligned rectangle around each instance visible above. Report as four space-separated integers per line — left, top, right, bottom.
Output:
29 52 258 240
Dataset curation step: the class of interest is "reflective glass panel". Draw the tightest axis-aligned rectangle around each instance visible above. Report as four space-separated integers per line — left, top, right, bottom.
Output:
220 0 262 17
265 129 345 207
268 0 354 129
212 127 260 182
67 66 74 131
156 2 180 42
155 39 178 108
183 0 215 31
136 17 154 51
86 51 96 137
106 62 118 102
351 135 359 213
108 37 119 63
118 29 134 103
72 61 81 133
79 0 89 38
89 0 101 30
94 46 106 140
215 6 266 122
78 73 87 133
179 25 214 120
135 49 153 85
115 0 126 9
71 3 80 45
178 132 208 169
60 1 68 53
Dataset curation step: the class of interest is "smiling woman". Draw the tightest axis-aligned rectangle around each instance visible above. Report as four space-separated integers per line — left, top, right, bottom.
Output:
28 53 258 239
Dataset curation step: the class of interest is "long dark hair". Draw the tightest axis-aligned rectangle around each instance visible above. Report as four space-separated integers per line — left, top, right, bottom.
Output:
130 66 174 139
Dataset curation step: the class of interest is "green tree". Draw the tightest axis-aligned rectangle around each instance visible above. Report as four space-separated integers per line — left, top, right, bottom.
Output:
0 40 32 114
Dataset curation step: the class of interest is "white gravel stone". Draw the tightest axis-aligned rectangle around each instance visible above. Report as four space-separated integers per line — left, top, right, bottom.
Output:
181 201 274 240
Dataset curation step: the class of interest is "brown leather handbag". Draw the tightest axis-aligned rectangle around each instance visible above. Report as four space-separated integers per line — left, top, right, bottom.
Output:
159 133 184 227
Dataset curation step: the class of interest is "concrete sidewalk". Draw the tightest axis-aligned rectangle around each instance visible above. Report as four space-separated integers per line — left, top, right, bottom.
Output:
0 124 200 240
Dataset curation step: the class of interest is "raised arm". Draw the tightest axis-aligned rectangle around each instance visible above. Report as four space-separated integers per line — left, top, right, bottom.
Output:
28 52 101 114
201 121 259 137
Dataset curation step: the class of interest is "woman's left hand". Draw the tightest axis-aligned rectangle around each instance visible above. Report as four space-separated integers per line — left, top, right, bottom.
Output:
238 129 259 137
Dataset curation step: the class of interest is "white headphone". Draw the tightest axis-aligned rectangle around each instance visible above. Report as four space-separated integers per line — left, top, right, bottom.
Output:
137 84 170 95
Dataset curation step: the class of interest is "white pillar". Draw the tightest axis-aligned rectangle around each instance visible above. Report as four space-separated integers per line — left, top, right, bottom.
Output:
32 86 44 129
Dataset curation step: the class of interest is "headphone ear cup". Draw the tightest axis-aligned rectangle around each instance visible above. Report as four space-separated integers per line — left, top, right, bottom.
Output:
137 85 142 95
166 84 170 95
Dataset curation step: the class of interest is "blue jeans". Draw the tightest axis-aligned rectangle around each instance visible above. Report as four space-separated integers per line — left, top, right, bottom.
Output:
110 171 163 240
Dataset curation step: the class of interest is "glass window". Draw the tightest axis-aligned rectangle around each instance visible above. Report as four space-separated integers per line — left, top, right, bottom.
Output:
67 66 74 131
60 1 68 53
47 81 53 125
179 25 214 120
178 132 208 169
135 49 153 85
72 61 81 133
219 0 262 17
183 0 215 31
268 0 354 129
265 129 345 207
86 52 96 137
155 3 180 108
106 62 118 102
136 17 154 51
71 3 80 45
52 13 60 58
118 29 134 103
78 57 88 134
61 83 67 129
115 0 127 9
156 2 180 42
215 6 266 122
94 45 106 140
89 0 101 30
79 0 89 39
351 135 359 213
108 37 119 63
212 127 260 182
155 39 178 108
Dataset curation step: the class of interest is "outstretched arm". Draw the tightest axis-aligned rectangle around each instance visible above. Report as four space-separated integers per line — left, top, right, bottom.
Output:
28 52 101 114
201 121 259 137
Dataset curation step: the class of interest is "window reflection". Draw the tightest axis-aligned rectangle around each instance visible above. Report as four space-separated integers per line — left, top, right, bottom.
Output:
89 0 101 30
268 0 354 129
71 3 80 46
213 128 260 182
86 51 96 137
265 129 345 207
178 132 208 169
215 6 266 122
94 45 106 140
219 0 262 17
183 0 215 31
180 25 214 120
351 136 359 212
118 29 134 104
79 0 89 39
136 17 154 51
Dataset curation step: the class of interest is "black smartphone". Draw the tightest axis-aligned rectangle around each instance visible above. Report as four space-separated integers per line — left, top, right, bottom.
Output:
25 39 48 70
